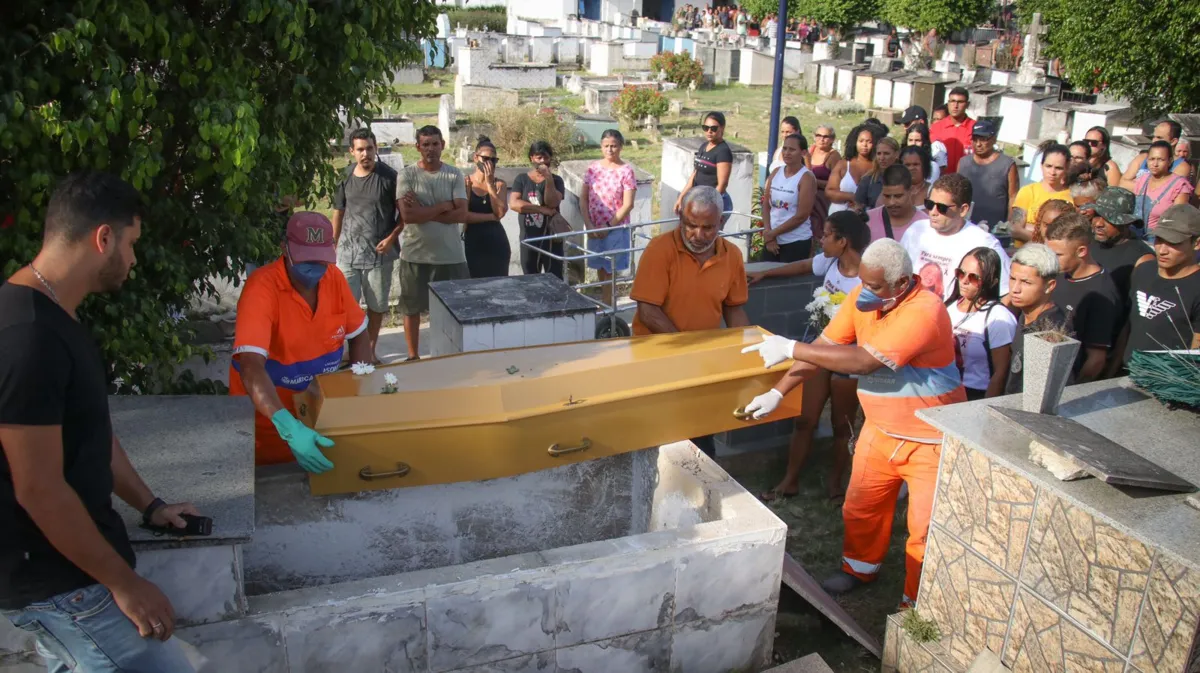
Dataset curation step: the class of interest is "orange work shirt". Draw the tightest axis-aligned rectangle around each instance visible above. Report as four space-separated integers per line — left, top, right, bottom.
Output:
229 258 367 465
630 228 748 335
821 282 965 442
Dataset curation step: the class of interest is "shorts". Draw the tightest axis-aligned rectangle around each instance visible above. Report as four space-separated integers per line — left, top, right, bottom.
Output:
398 259 470 316
340 261 393 314
586 226 632 273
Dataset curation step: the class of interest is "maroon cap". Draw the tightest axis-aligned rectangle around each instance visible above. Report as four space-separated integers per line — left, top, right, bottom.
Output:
285 212 336 264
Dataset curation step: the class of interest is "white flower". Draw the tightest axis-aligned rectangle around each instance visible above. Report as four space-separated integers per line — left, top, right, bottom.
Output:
351 362 375 376
384 373 398 386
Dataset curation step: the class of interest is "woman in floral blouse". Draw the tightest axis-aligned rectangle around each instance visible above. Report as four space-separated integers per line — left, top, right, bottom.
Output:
581 129 638 309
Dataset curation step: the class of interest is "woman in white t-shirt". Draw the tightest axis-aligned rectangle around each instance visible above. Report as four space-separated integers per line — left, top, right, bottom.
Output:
944 247 1017 400
762 133 817 262
747 211 870 503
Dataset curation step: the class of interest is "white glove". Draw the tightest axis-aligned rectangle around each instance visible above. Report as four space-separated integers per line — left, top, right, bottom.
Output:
744 389 784 420
740 335 798 368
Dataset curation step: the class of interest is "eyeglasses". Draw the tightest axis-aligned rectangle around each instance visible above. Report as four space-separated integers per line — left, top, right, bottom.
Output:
954 268 982 284
814 133 833 139
924 199 956 215
701 124 721 132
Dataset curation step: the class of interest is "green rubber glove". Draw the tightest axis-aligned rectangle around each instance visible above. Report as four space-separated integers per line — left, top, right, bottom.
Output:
270 409 335 474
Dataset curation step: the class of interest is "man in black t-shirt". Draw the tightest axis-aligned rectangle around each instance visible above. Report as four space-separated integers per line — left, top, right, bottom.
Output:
1124 205 1200 361
1005 243 1074 395
0 172 197 671
1085 187 1154 304
1045 213 1122 382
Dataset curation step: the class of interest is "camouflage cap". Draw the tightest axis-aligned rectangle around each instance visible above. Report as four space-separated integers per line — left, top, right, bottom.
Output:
1083 187 1140 227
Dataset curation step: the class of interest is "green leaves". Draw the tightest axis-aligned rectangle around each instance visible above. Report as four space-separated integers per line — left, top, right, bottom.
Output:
2 0 439 393
882 0 989 39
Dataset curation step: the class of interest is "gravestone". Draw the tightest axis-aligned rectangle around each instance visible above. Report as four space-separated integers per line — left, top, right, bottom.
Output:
437 95 454 145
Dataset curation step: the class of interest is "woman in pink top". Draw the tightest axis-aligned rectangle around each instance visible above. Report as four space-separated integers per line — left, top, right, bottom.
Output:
1134 141 1194 234
581 129 638 309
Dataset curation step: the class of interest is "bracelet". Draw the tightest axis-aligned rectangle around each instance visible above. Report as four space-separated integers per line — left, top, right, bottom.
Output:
142 497 166 524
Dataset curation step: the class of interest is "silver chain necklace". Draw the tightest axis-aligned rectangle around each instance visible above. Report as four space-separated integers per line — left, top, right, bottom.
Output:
29 265 60 305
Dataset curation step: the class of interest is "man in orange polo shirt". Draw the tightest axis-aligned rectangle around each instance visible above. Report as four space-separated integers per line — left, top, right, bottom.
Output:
230 212 373 472
742 238 964 608
631 185 750 456
930 87 975 173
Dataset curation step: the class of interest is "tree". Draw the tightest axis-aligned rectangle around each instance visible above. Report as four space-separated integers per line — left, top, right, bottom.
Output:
882 0 990 65
0 1 438 392
1018 0 1200 117
795 0 881 33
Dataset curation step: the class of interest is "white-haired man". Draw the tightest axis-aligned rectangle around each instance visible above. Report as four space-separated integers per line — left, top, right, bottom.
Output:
1005 243 1072 394
632 185 750 457
741 238 964 609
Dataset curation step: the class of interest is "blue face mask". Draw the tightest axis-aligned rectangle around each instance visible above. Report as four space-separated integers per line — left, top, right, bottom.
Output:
856 280 910 312
291 262 327 289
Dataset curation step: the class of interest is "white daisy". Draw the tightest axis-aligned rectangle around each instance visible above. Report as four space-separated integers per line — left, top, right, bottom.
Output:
351 362 375 376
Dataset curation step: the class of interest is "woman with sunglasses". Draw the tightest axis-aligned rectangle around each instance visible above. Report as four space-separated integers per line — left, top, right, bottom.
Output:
1083 127 1123 188
462 137 511 278
807 125 840 241
746 211 869 503
675 112 734 216
827 124 876 215
903 122 945 183
945 247 1017 400
581 129 637 309
1011 143 1070 247
854 137 900 209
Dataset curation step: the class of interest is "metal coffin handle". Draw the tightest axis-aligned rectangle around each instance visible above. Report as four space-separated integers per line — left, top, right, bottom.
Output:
733 406 755 421
359 463 411 481
547 438 592 457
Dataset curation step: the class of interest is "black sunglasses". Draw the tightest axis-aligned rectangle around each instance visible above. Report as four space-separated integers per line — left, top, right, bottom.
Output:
814 133 833 139
1085 139 1104 147
477 156 498 164
924 199 955 215
701 124 721 132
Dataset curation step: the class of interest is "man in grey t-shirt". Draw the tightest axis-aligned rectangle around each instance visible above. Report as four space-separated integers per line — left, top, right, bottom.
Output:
397 126 468 360
957 120 1018 231
332 128 400 362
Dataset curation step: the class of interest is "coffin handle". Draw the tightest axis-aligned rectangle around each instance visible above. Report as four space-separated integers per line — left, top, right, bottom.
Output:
547 438 593 457
358 463 412 481
732 406 755 422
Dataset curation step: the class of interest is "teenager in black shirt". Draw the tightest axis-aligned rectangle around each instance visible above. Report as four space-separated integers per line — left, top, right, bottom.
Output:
674 111 735 217
1123 204 1200 361
0 172 198 671
1005 243 1074 395
1045 213 1122 382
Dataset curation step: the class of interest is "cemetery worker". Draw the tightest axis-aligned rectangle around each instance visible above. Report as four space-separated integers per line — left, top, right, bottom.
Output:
510 140 567 279
1119 204 1200 362
1120 119 1192 190
944 247 1017 400
0 172 199 671
762 133 818 262
1004 244 1072 395
827 124 877 215
332 128 400 363
1084 188 1154 344
463 136 511 278
675 112 734 217
900 174 1011 302
930 87 975 174
902 121 946 184
1084 126 1123 188
581 129 638 310
854 137 900 209
231 212 372 472
741 238 965 609
1133 141 1194 235
747 211 870 503
956 120 1018 231
1044 213 1122 383
632 186 750 458
1010 144 1071 247
398 125 469 360
867 165 930 242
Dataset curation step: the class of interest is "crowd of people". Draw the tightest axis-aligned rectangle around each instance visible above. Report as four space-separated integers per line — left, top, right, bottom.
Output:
672 4 832 48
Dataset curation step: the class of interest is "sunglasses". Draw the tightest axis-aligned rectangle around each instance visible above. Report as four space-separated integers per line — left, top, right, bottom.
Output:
954 268 982 284
1085 139 1103 147
814 133 833 139
477 156 498 164
701 124 721 132
924 199 956 215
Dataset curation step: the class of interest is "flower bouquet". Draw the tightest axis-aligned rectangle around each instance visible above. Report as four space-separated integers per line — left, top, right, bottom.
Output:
803 288 847 341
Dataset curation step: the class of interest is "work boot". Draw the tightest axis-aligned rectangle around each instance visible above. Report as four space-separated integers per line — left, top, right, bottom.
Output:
821 571 864 596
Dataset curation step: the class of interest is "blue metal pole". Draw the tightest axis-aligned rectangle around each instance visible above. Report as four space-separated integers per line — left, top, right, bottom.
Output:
765 0 789 175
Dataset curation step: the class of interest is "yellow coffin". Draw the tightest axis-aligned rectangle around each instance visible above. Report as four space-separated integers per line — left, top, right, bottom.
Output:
296 326 802 495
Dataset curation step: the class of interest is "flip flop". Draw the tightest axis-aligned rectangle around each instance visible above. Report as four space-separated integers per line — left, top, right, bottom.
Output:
760 489 799 503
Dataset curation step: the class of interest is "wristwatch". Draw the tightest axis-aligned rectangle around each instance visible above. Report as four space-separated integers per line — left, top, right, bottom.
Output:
142 497 166 525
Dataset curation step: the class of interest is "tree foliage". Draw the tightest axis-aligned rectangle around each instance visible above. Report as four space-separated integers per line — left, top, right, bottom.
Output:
1 0 438 392
1018 0 1200 117
882 0 989 37
795 0 880 31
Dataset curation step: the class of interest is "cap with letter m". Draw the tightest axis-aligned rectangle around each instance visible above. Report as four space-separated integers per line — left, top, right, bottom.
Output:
285 211 337 264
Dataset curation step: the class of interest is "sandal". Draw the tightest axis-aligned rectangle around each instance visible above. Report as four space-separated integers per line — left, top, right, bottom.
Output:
760 488 799 503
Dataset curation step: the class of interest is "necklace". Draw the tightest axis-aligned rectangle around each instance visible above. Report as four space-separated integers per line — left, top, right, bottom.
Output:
29 265 60 305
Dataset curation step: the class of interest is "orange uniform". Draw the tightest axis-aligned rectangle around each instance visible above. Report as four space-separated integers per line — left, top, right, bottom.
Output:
821 282 965 605
229 258 367 465
630 228 748 335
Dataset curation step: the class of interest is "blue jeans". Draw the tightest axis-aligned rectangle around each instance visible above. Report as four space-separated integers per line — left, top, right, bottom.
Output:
5 584 194 673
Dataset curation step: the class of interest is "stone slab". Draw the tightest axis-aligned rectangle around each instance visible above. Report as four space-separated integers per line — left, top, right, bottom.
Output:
429 274 596 325
763 652 835 672
917 379 1200 570
780 553 882 657
109 396 256 546
988 406 1196 492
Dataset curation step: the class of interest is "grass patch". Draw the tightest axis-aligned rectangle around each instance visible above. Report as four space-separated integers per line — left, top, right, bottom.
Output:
445 6 506 32
901 608 942 644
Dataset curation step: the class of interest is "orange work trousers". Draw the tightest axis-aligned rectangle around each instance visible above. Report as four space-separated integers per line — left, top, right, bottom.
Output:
840 420 941 606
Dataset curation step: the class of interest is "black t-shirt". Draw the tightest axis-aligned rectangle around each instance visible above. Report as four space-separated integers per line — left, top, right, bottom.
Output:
1090 238 1153 313
0 284 134 609
512 172 565 235
1125 264 1200 360
1006 304 1073 395
1050 268 1122 373
332 161 399 268
694 141 734 189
